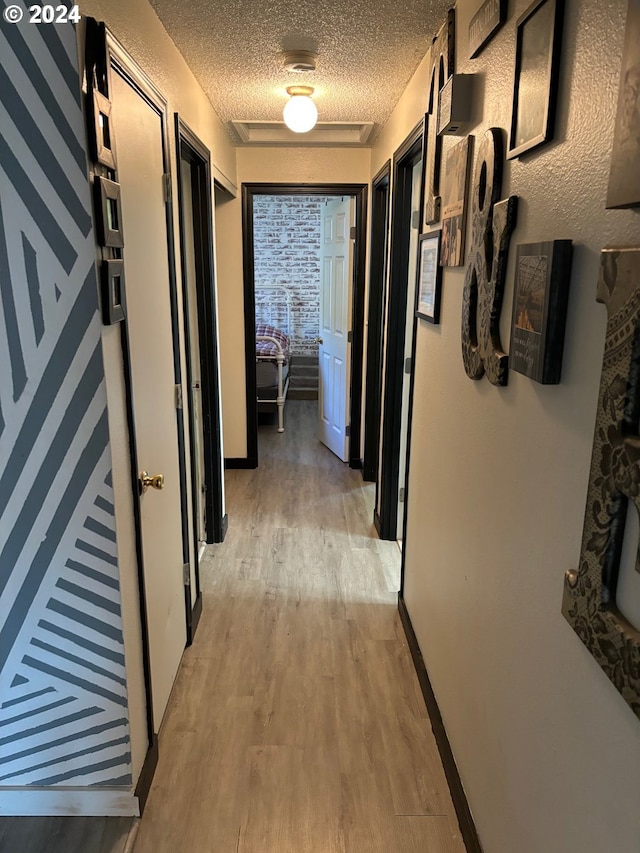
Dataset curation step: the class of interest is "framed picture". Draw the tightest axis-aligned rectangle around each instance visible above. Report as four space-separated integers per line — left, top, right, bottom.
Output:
606 0 640 208
90 90 117 170
416 232 442 324
94 176 124 248
468 0 507 59
510 240 573 383
507 0 565 159
441 136 473 267
100 259 126 325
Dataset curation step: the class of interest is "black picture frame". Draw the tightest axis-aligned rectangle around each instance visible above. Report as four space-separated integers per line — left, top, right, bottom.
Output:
606 0 640 209
100 259 126 325
507 0 565 160
510 240 573 383
468 0 508 59
416 232 442 324
94 175 124 247
91 89 117 170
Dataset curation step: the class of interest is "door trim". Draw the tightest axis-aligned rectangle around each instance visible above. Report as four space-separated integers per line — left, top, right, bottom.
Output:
376 121 423 541
362 160 391 482
175 116 226 641
241 183 368 469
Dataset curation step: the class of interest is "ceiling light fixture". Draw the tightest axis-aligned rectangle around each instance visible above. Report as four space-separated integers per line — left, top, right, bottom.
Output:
281 50 317 73
283 85 318 133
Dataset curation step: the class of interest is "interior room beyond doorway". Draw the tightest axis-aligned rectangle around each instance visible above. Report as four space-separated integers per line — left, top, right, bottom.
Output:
253 194 336 428
241 183 368 470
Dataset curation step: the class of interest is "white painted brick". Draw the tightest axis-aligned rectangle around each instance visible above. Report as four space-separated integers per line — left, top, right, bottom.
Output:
253 195 333 356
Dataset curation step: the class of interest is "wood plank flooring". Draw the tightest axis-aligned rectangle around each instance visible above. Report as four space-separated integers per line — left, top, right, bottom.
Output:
0 401 464 853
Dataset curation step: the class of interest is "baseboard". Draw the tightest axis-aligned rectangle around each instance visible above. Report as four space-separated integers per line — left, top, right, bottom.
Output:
220 513 229 541
373 508 383 538
224 457 257 469
397 595 483 853
191 591 203 640
0 787 140 816
134 735 158 815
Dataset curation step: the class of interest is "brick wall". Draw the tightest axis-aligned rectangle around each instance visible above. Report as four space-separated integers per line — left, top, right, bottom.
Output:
253 195 332 357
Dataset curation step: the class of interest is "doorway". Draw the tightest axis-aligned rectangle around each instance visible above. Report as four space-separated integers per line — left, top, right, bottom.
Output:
375 122 423 542
175 117 227 639
240 184 368 469
362 161 391 483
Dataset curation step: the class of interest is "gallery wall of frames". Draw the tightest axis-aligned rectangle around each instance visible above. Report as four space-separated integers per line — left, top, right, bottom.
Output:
408 0 640 724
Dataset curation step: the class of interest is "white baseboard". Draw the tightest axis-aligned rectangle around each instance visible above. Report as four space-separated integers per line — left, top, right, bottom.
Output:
0 787 140 816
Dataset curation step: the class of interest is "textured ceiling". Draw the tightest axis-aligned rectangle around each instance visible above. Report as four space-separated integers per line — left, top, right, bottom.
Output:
149 0 452 144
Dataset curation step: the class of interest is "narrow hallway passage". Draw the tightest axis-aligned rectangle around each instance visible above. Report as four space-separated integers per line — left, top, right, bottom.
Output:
132 401 464 852
0 402 464 853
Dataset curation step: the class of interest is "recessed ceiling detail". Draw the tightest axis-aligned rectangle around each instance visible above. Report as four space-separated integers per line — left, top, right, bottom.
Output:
231 120 374 146
148 0 452 145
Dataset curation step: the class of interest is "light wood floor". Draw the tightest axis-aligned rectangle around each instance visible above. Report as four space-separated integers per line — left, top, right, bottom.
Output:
0 401 464 853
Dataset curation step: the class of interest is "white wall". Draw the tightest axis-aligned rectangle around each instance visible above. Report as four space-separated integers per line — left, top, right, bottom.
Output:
379 1 640 851
218 147 371 459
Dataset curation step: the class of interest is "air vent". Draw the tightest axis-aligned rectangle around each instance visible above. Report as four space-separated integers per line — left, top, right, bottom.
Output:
281 50 317 73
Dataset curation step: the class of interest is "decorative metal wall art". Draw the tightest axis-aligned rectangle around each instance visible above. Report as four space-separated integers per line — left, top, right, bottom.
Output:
461 128 518 385
89 89 117 170
606 0 640 209
100 259 126 324
94 176 124 248
562 247 640 719
510 240 573 383
422 9 455 227
85 17 126 326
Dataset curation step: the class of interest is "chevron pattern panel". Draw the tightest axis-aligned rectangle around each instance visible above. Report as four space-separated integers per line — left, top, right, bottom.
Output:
0 15 132 787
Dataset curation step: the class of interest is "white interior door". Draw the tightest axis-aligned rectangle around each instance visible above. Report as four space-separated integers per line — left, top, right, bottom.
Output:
318 197 355 462
111 69 186 729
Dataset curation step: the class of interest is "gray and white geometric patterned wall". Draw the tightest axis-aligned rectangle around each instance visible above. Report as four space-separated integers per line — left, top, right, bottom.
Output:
0 14 132 787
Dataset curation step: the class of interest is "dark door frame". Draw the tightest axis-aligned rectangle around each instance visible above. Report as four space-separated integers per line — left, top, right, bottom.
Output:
174 117 227 645
362 160 391 482
239 183 368 469
375 121 423 541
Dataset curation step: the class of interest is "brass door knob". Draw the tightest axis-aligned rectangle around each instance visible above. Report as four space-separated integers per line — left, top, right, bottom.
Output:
139 471 165 494
314 337 324 344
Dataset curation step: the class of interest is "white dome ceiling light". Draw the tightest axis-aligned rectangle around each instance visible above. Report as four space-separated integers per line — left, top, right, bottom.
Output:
283 85 318 133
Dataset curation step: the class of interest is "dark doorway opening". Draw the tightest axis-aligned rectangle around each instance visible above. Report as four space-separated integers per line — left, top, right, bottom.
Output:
240 183 368 470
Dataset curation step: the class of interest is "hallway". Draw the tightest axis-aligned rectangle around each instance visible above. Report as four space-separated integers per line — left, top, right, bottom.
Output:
0 401 463 853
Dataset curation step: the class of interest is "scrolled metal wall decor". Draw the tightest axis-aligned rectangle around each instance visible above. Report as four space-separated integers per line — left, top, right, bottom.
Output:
461 127 518 385
563 247 640 719
423 8 455 226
